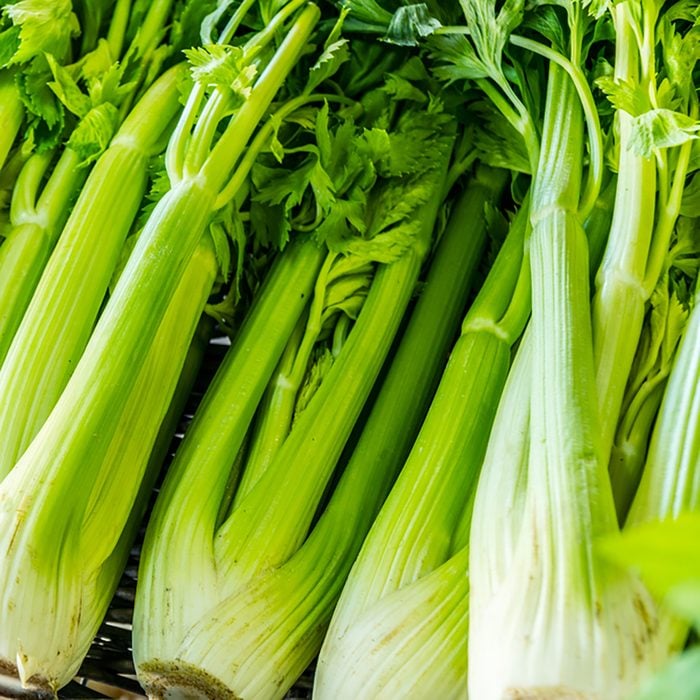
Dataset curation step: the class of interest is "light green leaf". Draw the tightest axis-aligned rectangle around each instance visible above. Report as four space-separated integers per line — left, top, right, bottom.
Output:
67 102 120 166
343 221 419 262
137 156 171 230
598 512 700 625
309 159 336 215
46 54 91 118
79 39 114 82
596 75 649 117
655 78 682 112
184 44 257 99
634 648 700 700
681 173 700 217
314 102 332 167
307 38 350 93
629 109 700 158
583 0 609 19
384 3 442 46
660 18 700 107
87 62 135 109
2 0 78 65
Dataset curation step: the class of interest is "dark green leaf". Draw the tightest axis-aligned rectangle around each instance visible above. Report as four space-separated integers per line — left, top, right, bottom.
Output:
307 38 350 93
429 33 490 83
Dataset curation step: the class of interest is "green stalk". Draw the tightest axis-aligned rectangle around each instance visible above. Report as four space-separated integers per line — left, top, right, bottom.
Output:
316 175 527 700
468 323 532 604
0 65 184 479
584 173 616 277
318 545 471 700
0 147 87 364
0 5 319 691
106 0 132 58
235 254 373 503
527 55 618 646
213 213 439 581
615 287 700 658
468 62 663 700
0 233 218 695
609 271 690 518
136 155 487 700
593 2 657 478
0 0 181 370
134 237 327 677
628 287 700 524
0 70 24 172
236 315 307 498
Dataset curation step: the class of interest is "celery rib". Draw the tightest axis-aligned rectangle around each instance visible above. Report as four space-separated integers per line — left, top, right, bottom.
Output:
0 67 183 480
0 147 86 364
0 71 24 172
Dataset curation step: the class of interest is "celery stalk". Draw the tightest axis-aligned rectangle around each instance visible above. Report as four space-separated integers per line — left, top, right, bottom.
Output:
469 62 668 700
0 70 24 171
316 174 527 700
0 147 86 363
0 4 319 692
0 231 218 695
133 237 327 682
234 254 374 502
628 286 700 524
134 145 458 697
608 288 700 657
593 3 657 474
0 65 183 479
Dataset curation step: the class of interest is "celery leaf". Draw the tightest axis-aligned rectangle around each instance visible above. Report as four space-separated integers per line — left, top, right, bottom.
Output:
1 0 78 66
46 54 92 118
635 648 700 700
340 0 393 29
629 109 700 157
599 512 700 626
384 3 442 46
681 173 700 217
660 18 699 107
67 102 120 166
428 34 490 82
307 38 350 93
472 101 531 173
596 75 650 117
184 44 258 100
458 0 524 81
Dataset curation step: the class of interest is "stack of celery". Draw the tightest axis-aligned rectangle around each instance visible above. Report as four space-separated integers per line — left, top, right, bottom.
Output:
0 0 698 698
